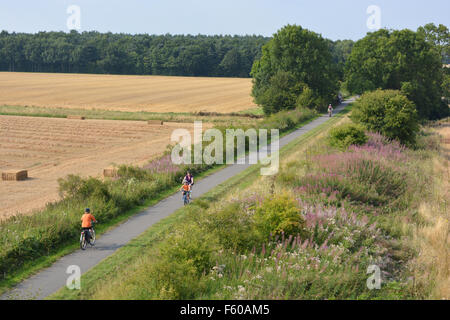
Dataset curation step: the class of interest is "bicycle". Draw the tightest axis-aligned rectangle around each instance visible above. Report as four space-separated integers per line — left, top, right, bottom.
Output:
80 223 96 250
182 191 190 205
80 229 88 250
89 224 96 246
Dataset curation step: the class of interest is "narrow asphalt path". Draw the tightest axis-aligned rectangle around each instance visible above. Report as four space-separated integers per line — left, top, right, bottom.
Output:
1 100 351 300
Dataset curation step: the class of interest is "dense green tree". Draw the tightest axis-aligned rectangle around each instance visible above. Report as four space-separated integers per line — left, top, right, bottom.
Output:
329 39 354 81
219 48 243 77
251 25 339 114
256 70 301 115
77 44 100 73
345 28 448 119
418 23 450 64
443 68 450 104
351 89 419 146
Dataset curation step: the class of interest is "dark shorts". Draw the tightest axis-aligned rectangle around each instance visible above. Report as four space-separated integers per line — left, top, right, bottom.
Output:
82 227 92 238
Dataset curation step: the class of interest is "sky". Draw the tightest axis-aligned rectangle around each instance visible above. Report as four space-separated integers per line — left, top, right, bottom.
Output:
0 0 448 41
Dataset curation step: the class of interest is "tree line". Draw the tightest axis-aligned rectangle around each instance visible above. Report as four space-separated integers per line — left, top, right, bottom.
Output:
0 30 354 79
0 31 270 77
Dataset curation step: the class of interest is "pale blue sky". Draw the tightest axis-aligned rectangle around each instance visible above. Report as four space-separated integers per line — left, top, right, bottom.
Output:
0 0 448 40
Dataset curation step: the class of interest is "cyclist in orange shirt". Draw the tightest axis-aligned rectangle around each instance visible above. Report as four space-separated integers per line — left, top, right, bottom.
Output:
180 180 191 202
81 208 97 243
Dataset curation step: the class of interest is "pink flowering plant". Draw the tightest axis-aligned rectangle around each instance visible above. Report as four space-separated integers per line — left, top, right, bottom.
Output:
199 192 397 299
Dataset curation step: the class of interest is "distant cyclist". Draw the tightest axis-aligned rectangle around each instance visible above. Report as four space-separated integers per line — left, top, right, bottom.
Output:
328 104 333 117
183 171 194 197
81 208 97 244
184 171 194 186
180 181 191 204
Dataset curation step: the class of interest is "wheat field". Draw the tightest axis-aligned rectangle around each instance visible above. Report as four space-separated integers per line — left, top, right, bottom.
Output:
0 115 203 218
0 72 255 113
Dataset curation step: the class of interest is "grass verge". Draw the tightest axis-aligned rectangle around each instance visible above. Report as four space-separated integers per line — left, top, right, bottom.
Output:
0 105 261 124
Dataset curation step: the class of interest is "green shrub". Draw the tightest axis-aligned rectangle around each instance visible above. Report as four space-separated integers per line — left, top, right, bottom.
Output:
296 85 315 108
203 202 259 252
148 223 217 299
150 256 202 299
261 107 317 131
351 89 419 146
58 175 110 200
160 224 217 276
254 194 307 238
415 130 441 151
117 165 152 180
328 123 368 149
57 174 84 198
294 172 388 207
347 158 408 201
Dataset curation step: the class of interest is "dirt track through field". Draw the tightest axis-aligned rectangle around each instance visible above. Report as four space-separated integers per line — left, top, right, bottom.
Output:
0 72 255 113
0 115 197 218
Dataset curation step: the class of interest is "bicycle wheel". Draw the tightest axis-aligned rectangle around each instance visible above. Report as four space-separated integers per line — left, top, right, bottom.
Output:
80 233 87 250
90 229 96 246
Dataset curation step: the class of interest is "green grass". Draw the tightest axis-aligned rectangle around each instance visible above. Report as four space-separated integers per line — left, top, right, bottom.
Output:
0 104 261 124
237 106 265 116
48 105 351 300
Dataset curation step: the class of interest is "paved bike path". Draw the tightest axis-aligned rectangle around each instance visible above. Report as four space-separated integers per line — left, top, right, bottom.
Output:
1 100 350 300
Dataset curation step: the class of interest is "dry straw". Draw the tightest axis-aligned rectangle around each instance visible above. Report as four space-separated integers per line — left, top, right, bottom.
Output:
103 167 118 178
2 170 28 181
147 120 163 125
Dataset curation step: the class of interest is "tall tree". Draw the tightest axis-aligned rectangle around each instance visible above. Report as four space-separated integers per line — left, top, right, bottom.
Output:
345 28 448 119
418 23 450 64
329 39 354 81
251 24 339 114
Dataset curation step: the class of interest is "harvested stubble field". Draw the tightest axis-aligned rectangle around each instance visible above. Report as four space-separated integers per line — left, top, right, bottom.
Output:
0 72 256 113
0 115 200 219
